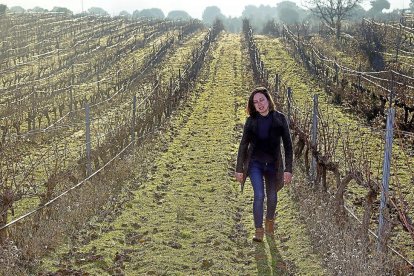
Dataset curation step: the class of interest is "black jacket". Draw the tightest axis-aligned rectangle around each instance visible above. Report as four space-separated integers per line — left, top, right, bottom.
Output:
236 110 293 190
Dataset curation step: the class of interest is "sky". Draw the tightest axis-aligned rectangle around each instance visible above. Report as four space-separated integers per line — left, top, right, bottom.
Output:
0 0 410 19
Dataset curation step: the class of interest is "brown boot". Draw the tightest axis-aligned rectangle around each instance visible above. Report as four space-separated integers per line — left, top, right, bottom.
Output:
252 227 264 242
265 218 274 235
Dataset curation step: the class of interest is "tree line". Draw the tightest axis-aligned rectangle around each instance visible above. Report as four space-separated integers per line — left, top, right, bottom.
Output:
0 0 412 35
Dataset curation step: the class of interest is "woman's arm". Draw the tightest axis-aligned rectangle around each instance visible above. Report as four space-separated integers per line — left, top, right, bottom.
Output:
280 113 293 174
236 117 251 174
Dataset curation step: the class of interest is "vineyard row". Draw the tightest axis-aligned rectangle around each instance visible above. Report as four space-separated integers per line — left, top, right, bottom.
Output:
283 25 414 132
244 19 414 267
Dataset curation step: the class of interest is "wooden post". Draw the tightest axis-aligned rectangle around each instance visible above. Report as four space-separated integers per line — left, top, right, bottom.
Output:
312 50 316 74
377 108 395 253
117 66 121 91
287 87 292 126
260 60 265 80
311 94 319 185
178 69 181 89
96 64 100 96
85 103 91 176
321 59 327 90
71 64 75 85
395 25 401 63
334 57 339 86
56 39 60 67
170 76 174 110
70 64 74 117
31 87 36 130
131 95 136 146
70 86 74 115
275 74 280 94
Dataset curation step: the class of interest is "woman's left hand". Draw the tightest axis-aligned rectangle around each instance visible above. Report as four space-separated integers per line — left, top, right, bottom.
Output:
284 172 293 184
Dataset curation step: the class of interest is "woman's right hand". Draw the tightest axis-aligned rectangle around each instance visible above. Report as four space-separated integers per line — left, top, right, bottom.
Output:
235 172 244 183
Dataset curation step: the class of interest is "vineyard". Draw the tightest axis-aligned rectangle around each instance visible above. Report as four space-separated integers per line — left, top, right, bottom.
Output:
0 12 413 275
0 12 207 220
247 17 414 273
285 17 414 132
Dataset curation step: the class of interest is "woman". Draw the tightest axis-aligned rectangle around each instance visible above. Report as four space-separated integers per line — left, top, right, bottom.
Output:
235 87 293 242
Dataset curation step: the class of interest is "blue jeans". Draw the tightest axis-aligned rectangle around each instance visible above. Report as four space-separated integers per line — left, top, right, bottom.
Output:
248 160 278 228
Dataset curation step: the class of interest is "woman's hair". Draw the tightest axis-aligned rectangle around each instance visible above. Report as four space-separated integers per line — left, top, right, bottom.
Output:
246 87 275 116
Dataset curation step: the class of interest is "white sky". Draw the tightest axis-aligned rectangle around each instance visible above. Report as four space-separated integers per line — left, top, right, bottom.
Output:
0 0 409 19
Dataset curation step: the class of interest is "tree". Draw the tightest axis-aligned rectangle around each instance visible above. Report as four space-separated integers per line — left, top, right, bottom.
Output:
242 5 277 32
9 6 25 13
139 8 165 19
29 6 48 13
202 6 225 26
262 19 280 36
167 10 192 20
51 6 73 15
306 0 363 39
224 16 242 33
87 7 109 16
368 0 390 14
0 4 7 15
119 10 131 18
411 0 414 11
276 1 300 25
359 21 385 71
132 10 141 18
349 4 367 20
212 18 225 33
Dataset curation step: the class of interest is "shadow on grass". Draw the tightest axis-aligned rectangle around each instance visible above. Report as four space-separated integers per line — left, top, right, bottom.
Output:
266 235 290 276
254 236 290 275
254 241 271 275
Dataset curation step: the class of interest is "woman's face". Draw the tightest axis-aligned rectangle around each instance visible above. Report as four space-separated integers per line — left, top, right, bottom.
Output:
253 93 269 116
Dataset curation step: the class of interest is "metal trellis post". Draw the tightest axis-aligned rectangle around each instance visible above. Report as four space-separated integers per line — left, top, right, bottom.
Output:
389 71 395 108
377 108 395 253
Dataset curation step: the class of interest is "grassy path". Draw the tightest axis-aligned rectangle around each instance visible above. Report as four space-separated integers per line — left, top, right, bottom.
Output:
40 33 326 275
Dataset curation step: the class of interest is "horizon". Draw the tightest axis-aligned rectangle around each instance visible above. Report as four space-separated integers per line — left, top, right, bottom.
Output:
0 0 409 19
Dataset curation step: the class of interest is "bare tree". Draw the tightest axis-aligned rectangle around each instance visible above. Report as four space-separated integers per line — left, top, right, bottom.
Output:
306 0 363 38
0 4 7 15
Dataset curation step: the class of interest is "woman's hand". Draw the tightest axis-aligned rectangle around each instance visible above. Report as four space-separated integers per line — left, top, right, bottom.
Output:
284 172 293 184
235 172 244 183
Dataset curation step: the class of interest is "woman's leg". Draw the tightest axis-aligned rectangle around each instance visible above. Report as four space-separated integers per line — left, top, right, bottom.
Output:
264 165 278 220
249 161 265 229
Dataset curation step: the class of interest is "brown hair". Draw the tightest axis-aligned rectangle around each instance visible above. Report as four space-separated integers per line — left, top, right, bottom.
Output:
246 87 275 116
